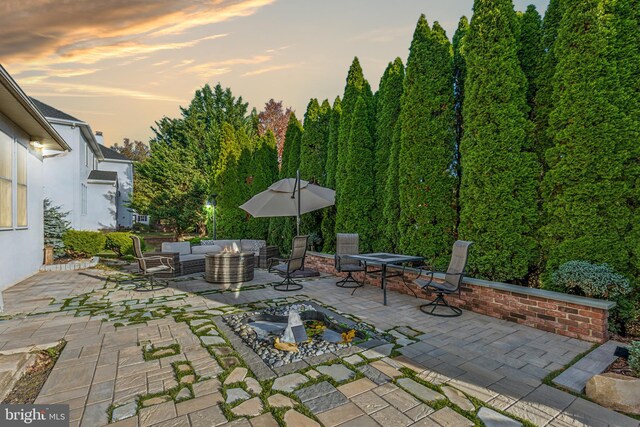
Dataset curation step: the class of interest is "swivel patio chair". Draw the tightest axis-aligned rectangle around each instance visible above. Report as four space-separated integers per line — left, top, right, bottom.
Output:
414 240 473 317
335 233 365 292
129 235 174 291
268 235 309 292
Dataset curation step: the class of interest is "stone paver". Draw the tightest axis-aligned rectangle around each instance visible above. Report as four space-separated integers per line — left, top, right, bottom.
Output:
249 413 279 427
267 393 296 408
224 367 248 385
337 378 377 398
283 409 320 427
272 372 308 392
478 407 522 427
188 406 227 427
138 401 177 427
245 377 262 394
231 397 263 417
370 405 412 427
343 354 364 365
369 360 402 378
441 385 475 411
316 402 365 427
361 344 394 359
351 391 389 414
226 388 250 404
112 402 137 422
357 364 391 385
295 381 349 414
396 377 445 402
201 336 226 346
429 407 474 427
316 363 355 382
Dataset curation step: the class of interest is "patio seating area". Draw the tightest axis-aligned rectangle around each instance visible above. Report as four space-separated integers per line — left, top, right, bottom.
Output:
0 267 637 427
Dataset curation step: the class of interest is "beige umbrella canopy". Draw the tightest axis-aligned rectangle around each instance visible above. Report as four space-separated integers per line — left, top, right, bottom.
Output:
239 171 335 234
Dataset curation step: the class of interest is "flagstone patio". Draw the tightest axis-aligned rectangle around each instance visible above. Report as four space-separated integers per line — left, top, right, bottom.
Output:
0 268 638 427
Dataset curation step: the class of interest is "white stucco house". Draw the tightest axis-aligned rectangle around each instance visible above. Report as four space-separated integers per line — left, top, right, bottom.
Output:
33 99 135 231
0 65 70 305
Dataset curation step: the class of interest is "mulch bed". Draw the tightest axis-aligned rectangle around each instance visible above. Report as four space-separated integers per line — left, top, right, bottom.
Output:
604 357 636 377
1 341 66 404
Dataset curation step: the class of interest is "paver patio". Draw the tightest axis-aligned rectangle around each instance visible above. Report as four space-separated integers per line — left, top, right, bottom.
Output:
0 268 637 427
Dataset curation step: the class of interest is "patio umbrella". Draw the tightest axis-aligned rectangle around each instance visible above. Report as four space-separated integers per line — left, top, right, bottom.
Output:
239 170 335 235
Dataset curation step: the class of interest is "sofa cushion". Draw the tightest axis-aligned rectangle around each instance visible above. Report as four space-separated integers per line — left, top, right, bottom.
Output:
214 240 241 251
200 239 216 245
162 242 191 255
241 239 266 254
192 244 223 255
180 254 205 262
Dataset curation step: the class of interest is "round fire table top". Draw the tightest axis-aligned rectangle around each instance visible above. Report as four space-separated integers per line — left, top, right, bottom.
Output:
205 251 254 257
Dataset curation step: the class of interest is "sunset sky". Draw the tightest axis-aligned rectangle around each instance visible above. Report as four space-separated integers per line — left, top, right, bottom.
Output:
1 0 548 146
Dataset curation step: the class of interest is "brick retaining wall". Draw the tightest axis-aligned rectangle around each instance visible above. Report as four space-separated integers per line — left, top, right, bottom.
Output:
306 252 614 343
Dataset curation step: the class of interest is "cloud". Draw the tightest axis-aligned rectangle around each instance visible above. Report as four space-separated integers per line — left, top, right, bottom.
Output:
18 80 183 102
0 0 270 68
186 55 271 78
242 63 299 77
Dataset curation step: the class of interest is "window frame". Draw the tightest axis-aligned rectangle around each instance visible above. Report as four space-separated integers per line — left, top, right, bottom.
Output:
0 130 13 230
16 141 28 228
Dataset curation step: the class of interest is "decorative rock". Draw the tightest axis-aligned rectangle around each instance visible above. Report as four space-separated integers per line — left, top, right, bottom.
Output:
477 407 522 427
180 374 196 385
176 387 192 401
442 386 475 411
586 373 640 415
226 388 251 404
272 373 308 393
267 394 296 408
224 367 248 385
362 344 394 359
201 336 226 346
317 364 355 382
245 377 262 394
111 402 137 421
283 410 320 427
396 378 445 402
142 396 171 407
231 397 263 417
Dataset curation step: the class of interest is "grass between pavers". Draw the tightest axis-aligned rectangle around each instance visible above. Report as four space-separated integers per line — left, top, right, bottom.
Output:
397 366 536 427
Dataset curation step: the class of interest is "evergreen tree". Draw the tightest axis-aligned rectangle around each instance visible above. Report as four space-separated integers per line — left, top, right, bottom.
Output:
453 16 469 236
246 131 278 240
321 97 342 252
335 58 374 234
44 198 70 258
382 122 402 252
398 17 457 264
518 5 543 112
458 0 539 282
533 0 564 167
339 97 375 251
373 58 404 251
541 0 637 280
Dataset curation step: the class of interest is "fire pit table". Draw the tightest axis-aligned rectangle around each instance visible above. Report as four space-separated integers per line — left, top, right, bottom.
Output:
205 252 255 284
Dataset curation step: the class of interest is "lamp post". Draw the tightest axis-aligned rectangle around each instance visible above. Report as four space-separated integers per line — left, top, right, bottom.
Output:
208 193 218 240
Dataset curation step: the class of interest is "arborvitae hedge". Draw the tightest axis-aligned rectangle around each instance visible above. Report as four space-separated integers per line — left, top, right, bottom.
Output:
373 58 404 251
398 17 457 265
542 0 636 280
338 96 375 251
321 97 342 252
518 5 543 112
382 122 402 252
458 0 539 282
453 16 469 237
246 131 278 240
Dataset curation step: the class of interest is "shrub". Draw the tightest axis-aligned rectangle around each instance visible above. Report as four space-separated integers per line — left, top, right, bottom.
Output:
62 230 106 258
551 261 631 299
132 222 149 232
105 232 144 257
188 237 202 246
43 198 70 259
629 341 640 376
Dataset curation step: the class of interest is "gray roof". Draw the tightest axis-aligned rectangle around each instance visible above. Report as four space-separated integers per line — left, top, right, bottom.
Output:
99 144 131 162
88 170 117 182
30 98 82 122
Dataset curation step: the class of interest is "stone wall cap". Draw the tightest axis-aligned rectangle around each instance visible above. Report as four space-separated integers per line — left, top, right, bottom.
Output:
306 252 616 310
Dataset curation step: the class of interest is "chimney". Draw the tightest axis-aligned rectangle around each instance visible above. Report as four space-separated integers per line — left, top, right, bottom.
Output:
95 131 104 146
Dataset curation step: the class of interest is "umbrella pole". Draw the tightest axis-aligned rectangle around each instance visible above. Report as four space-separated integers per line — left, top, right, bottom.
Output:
296 169 301 235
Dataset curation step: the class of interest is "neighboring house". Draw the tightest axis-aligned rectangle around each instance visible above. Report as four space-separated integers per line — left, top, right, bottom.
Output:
32 98 119 231
95 132 135 229
0 65 69 305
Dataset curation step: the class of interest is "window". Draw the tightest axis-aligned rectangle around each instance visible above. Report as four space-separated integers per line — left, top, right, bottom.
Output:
137 215 148 222
0 131 12 228
81 184 87 215
16 143 27 227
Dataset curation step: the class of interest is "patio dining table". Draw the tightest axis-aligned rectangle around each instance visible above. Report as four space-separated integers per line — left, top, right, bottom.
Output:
345 253 425 306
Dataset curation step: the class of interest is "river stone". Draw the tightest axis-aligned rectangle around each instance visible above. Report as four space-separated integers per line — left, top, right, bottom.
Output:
586 373 640 415
231 397 263 417
111 402 137 421
442 386 475 411
397 378 445 402
267 394 295 408
272 373 308 393
245 377 262 394
224 367 248 385
477 407 522 427
226 388 250 404
317 364 355 382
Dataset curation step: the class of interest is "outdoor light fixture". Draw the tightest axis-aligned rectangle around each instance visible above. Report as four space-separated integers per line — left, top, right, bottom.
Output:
207 193 218 240
30 140 44 149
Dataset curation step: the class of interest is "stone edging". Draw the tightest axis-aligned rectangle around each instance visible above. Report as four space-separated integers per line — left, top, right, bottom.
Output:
40 257 99 272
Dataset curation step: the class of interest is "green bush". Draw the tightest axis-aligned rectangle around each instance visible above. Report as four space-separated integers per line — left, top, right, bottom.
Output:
62 230 106 258
132 222 149 232
105 232 144 257
188 237 202 246
551 261 631 299
629 341 640 376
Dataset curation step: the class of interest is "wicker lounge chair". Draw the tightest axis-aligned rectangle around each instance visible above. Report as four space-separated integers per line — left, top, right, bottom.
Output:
129 235 174 291
268 235 309 291
335 233 365 291
414 240 473 317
